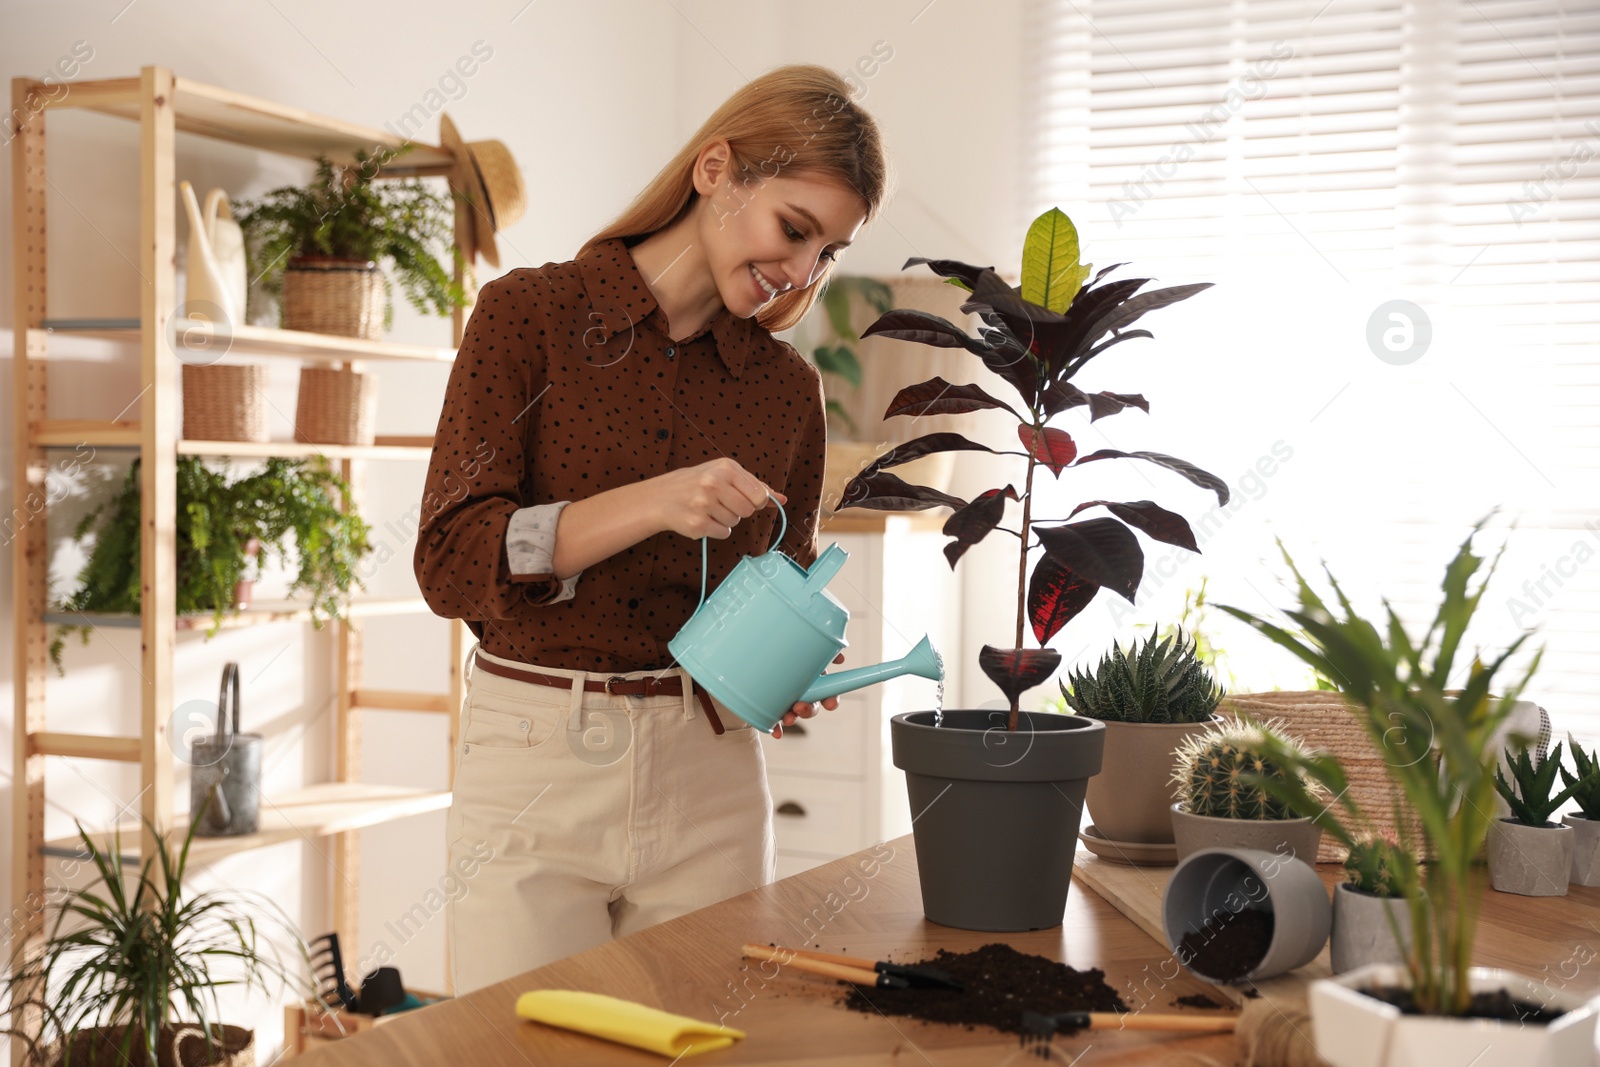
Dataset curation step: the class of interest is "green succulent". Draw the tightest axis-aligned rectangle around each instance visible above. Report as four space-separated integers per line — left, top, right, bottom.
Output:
1559 735 1600 820
1060 629 1224 724
1344 835 1410 897
1170 717 1312 820
1495 741 1577 827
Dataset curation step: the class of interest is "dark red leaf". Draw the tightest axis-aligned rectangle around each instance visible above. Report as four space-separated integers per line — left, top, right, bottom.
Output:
861 433 999 478
940 485 1018 568
1065 500 1199 552
859 308 989 351
1039 380 1090 418
901 257 998 292
1067 329 1154 378
883 377 1020 420
1027 555 1100 644
1035 518 1144 603
1017 425 1078 475
1072 449 1231 506
836 468 968 513
1086 391 1149 421
1048 278 1150 374
978 645 1063 709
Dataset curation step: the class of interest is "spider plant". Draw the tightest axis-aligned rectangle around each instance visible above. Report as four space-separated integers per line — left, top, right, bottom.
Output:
1215 516 1541 1017
0 802 311 1065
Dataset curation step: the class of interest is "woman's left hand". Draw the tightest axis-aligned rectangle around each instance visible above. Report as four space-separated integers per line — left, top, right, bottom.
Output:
771 652 845 738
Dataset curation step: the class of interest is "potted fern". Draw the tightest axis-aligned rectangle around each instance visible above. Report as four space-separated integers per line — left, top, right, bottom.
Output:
1217 519 1598 1067
1167 716 1322 865
836 206 1227 931
1061 629 1223 853
1330 835 1415 975
49 456 372 671
1487 742 1576 897
0 806 310 1066
1560 737 1600 886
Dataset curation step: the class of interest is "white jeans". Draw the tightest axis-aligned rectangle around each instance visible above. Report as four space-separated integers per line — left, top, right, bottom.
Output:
445 644 776 994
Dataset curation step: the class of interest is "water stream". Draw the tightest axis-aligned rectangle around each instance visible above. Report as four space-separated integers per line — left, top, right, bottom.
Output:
932 644 945 727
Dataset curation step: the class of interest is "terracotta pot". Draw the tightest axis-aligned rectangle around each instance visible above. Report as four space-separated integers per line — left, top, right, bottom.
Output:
1084 717 1217 844
1488 817 1571 897
1330 882 1413 974
1169 802 1323 867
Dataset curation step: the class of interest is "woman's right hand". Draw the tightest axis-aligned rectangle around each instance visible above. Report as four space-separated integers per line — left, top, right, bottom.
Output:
645 457 786 540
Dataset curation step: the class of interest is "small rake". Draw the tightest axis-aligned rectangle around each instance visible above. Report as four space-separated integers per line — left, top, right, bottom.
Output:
1018 1008 1238 1058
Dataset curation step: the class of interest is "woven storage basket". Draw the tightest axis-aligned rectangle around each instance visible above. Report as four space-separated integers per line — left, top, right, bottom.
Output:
1218 691 1426 864
282 257 385 340
182 363 269 442
295 366 376 446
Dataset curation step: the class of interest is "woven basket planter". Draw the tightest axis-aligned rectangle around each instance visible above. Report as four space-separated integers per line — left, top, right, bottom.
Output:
41 1023 254 1066
182 364 269 442
295 366 376 446
282 256 385 340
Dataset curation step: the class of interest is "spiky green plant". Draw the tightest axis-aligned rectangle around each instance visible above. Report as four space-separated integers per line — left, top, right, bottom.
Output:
1214 515 1542 1017
1170 716 1312 820
1344 834 1409 897
1061 628 1224 724
1559 735 1600 819
1496 742 1577 828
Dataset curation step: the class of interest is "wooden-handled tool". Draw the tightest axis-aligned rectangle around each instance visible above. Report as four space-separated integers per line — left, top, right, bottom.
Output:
1019 1008 1238 1057
741 943 910 989
740 944 965 991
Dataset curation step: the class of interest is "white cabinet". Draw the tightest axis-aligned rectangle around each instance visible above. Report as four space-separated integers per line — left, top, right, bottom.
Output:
760 515 958 879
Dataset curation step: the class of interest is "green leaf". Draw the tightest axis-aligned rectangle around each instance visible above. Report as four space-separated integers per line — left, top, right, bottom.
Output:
813 345 863 388
1020 207 1091 314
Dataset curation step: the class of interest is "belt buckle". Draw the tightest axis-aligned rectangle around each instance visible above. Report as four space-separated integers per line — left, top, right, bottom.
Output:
604 675 624 696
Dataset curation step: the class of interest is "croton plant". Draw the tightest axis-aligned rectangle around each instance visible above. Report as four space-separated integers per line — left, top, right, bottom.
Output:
837 207 1230 731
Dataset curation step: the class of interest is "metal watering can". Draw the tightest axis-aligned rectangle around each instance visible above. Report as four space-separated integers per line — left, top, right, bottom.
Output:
189 662 262 836
667 495 943 733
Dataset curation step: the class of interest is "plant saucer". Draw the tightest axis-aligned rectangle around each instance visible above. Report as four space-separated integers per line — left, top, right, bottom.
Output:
1078 824 1178 866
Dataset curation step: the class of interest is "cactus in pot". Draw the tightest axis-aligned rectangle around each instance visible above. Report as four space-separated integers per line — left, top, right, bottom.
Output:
1331 834 1416 974
1488 741 1576 896
1168 716 1323 864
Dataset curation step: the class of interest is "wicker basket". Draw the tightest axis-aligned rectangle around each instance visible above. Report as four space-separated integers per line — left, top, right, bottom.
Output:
1218 691 1425 864
295 366 376 446
282 256 385 340
182 363 269 442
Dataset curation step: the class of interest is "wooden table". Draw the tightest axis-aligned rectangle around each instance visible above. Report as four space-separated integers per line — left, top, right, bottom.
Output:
295 835 1600 1066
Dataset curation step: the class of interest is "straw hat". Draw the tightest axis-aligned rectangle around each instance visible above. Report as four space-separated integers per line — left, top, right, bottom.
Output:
440 113 526 268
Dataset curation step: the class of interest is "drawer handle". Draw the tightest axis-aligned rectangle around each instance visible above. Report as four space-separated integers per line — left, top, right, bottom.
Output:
775 801 807 817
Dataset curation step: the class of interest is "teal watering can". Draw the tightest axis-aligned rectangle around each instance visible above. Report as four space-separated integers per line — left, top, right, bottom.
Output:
668 495 944 733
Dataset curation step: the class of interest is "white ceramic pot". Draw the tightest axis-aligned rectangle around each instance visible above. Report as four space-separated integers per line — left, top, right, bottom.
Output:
1309 963 1599 1067
1563 813 1600 887
1487 818 1571 897
1329 882 1412 974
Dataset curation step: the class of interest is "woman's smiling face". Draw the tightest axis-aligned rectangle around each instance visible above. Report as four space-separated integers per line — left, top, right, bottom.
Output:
695 146 868 316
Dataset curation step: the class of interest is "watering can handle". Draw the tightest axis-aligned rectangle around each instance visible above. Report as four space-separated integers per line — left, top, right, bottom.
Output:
215 662 241 744
693 492 786 614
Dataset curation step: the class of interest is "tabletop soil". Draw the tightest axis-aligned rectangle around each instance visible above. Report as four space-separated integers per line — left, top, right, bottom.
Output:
835 942 1128 1037
1172 992 1227 1010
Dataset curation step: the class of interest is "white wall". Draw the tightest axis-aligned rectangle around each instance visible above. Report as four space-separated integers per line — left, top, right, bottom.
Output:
1 0 1027 1054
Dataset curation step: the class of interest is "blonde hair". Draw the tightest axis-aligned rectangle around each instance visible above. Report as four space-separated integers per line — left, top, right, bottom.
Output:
582 64 892 333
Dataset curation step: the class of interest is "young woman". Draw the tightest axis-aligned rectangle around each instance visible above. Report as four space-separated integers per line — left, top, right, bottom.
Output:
414 64 890 994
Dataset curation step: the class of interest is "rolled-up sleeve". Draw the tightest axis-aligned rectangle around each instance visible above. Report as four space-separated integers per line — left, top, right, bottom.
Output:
413 273 572 619
505 501 581 602
780 348 828 571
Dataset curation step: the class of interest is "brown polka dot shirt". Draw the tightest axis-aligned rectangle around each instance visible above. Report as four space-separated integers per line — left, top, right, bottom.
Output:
413 235 828 673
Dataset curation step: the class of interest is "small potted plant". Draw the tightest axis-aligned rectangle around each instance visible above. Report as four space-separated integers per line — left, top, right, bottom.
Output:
0 806 310 1065
1559 736 1600 886
837 206 1227 931
1061 628 1223 850
1488 741 1577 897
1331 834 1415 975
50 456 372 671
1217 518 1598 1067
1167 716 1322 865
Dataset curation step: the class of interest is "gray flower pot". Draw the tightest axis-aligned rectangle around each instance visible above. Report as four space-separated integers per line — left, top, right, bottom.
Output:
1162 847 1332 982
1488 817 1571 897
890 709 1104 931
1564 814 1600 887
1330 882 1413 974
1084 718 1217 845
1169 803 1323 867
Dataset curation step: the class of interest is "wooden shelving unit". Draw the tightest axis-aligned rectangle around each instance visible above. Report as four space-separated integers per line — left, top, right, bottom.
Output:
10 65 475 1031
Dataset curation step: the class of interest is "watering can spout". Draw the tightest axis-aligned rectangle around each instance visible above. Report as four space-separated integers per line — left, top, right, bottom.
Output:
798 635 943 705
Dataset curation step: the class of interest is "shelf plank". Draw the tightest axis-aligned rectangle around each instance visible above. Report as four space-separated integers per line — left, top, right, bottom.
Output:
32 421 435 460
42 74 457 175
43 783 453 868
31 732 143 762
351 689 452 713
40 319 457 364
43 597 433 632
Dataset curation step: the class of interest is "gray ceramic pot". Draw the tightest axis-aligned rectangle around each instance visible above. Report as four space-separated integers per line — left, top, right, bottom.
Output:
890 709 1104 931
1488 817 1571 897
1169 803 1323 867
1162 847 1331 982
1564 814 1600 887
1084 718 1217 845
1330 881 1413 974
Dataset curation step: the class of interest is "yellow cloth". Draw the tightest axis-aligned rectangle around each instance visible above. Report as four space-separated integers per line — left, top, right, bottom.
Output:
515 989 745 1058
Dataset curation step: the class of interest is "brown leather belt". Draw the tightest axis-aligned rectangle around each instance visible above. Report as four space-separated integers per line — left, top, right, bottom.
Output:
471 656 726 735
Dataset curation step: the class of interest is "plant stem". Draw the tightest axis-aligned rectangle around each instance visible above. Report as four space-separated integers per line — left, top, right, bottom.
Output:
1012 410 1041 732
